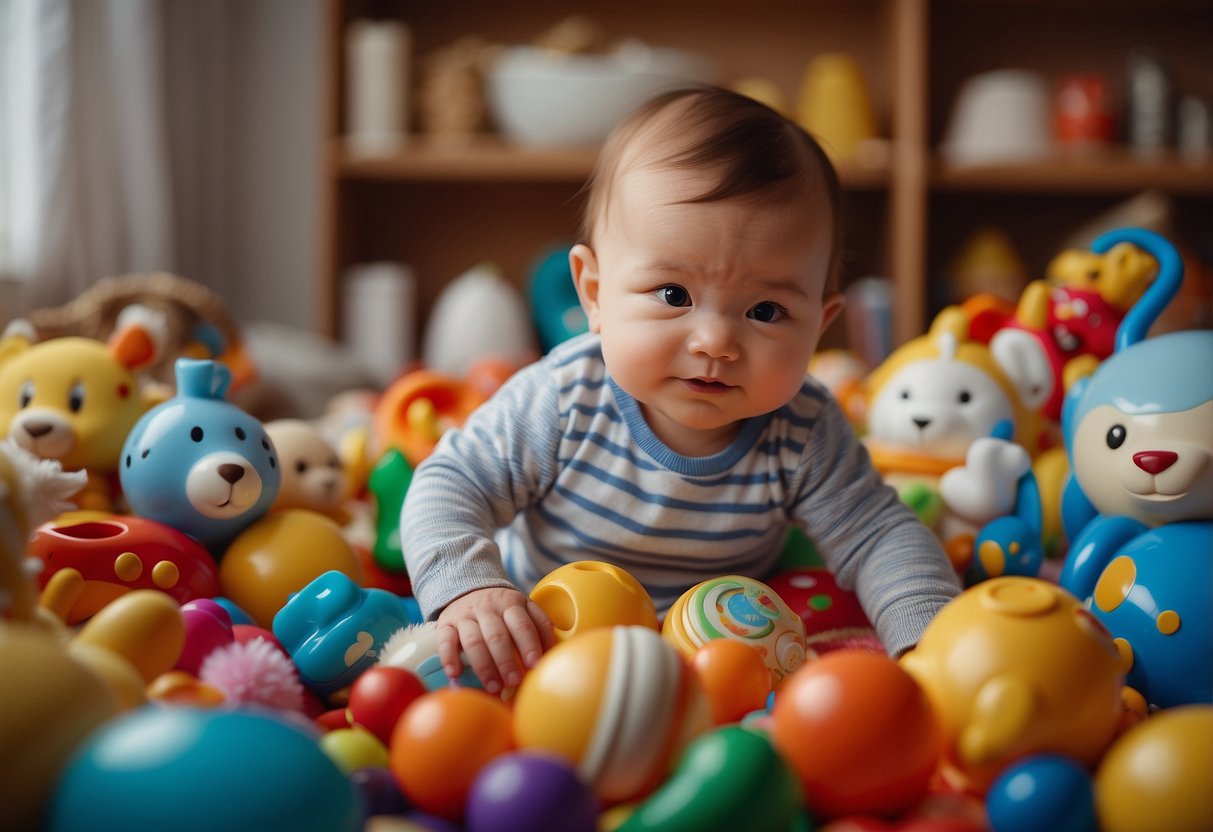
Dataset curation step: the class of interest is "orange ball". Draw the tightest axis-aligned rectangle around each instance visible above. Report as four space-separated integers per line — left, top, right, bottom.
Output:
690 639 772 724
388 687 514 820
770 650 944 820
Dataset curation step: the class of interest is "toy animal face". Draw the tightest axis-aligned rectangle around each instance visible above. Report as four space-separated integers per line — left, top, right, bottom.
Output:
1072 400 1213 527
0 338 148 472
869 358 1015 459
121 397 280 550
264 419 345 513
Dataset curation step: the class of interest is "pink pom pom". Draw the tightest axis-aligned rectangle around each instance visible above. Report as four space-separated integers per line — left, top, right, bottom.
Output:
199 636 305 712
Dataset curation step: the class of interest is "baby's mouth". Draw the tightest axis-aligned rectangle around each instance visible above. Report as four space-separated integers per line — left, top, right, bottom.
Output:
682 377 734 394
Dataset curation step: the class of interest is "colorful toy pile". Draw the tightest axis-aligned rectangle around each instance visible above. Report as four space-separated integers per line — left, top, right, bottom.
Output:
1 226 1210 831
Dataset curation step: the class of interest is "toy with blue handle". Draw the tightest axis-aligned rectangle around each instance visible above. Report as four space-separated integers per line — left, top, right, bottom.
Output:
273 569 423 695
1059 226 1185 542
120 359 281 554
1052 228 1211 708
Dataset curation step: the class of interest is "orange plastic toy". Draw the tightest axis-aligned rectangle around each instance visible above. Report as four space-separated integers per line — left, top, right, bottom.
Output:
771 649 945 820
389 687 514 820
373 369 486 468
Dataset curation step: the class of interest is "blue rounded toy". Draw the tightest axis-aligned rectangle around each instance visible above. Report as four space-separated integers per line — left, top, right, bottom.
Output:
1056 228 1213 709
986 754 1097 832
120 358 281 553
45 706 362 832
273 569 423 695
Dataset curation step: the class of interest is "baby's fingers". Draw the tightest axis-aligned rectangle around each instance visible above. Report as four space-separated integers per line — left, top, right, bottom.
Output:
457 618 506 694
479 613 525 691
504 603 546 670
436 623 464 680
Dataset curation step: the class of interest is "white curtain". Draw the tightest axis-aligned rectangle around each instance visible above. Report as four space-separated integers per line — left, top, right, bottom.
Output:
0 0 174 310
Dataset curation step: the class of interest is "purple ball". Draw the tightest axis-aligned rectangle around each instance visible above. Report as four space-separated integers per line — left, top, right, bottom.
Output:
351 767 409 820
465 752 598 832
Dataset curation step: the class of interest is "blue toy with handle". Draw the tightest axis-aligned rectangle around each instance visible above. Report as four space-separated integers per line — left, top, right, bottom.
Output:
1052 228 1212 709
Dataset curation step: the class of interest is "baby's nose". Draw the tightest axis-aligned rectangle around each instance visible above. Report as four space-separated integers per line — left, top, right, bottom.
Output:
689 315 739 359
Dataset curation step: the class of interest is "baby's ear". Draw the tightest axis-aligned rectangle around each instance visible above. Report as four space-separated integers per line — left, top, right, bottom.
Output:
569 244 602 333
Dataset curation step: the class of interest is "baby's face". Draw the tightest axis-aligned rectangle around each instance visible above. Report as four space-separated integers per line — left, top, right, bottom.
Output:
574 164 842 456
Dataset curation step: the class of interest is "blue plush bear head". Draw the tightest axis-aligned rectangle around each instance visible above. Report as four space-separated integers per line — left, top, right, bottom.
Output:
120 358 281 553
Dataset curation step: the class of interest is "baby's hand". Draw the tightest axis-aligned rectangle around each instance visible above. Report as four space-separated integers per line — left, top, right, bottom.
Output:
435 587 556 694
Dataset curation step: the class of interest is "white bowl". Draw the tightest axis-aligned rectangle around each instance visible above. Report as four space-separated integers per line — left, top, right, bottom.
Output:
486 43 718 148
941 69 1052 167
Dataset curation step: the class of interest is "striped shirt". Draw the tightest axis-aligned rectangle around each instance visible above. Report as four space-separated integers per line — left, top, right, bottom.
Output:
401 333 960 656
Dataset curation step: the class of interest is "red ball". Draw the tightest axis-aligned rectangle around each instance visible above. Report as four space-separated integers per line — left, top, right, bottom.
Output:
389 687 515 820
347 666 426 744
771 650 944 820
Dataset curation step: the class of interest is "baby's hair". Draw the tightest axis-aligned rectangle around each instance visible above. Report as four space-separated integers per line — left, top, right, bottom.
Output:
579 85 842 291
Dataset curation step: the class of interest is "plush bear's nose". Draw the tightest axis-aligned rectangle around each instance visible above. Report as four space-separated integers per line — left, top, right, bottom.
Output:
912 417 931 430
218 463 246 484
23 420 54 438
1133 450 1178 475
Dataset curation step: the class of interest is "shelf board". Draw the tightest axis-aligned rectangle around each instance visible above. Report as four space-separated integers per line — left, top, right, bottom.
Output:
932 149 1213 195
333 136 892 189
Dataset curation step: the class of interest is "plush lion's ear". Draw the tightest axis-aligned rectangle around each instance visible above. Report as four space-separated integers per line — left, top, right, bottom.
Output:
109 304 168 371
0 319 35 365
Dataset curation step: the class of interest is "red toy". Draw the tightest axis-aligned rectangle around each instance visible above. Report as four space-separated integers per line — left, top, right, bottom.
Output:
29 514 219 624
346 665 427 745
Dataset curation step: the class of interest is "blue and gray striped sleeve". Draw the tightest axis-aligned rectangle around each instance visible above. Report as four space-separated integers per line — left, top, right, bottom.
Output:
791 396 962 656
400 360 561 619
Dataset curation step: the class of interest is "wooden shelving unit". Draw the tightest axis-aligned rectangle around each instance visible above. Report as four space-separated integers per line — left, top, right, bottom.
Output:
319 0 1213 355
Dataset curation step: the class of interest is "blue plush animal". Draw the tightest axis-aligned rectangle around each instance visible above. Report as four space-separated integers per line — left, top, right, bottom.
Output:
119 359 280 554
1056 229 1212 709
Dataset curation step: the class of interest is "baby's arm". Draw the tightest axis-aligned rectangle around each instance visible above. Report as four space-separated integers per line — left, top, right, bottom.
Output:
402 360 562 688
793 395 962 655
435 587 555 694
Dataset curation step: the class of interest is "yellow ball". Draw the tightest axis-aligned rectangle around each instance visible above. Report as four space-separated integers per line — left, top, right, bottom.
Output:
219 509 363 628
513 625 711 804
530 561 658 640
319 726 390 776
1095 705 1213 832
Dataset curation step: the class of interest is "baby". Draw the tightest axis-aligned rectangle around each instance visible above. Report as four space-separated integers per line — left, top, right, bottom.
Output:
402 86 961 693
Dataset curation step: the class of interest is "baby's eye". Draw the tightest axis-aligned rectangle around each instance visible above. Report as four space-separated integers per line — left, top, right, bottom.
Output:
748 301 786 323
658 285 691 307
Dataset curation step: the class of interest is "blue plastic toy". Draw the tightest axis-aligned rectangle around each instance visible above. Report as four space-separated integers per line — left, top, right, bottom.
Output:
528 244 587 353
273 569 423 695
1054 228 1212 709
45 706 361 832
986 754 1097 832
119 359 281 554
